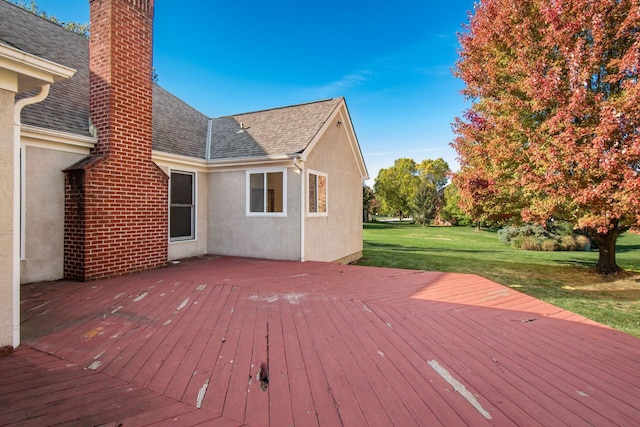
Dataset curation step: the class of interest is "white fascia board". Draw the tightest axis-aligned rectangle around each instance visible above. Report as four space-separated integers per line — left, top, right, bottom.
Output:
152 150 209 172
153 151 299 173
20 125 96 153
205 155 296 172
0 44 75 93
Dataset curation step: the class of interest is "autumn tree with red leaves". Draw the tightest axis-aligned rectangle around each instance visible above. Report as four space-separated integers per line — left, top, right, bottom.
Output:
452 0 640 274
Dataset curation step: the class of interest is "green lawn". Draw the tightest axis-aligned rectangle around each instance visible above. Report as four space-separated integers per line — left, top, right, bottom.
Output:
358 222 640 337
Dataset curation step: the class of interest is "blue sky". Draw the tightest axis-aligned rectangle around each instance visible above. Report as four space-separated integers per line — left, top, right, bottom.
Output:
34 0 475 185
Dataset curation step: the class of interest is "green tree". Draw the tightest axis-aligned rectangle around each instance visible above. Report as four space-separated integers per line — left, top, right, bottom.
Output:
452 0 640 273
417 158 450 191
374 158 420 219
412 182 438 226
413 158 450 225
374 157 451 222
362 184 378 221
440 182 471 226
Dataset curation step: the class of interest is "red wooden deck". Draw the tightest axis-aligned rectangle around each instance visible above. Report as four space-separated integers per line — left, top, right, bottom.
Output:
3 256 640 426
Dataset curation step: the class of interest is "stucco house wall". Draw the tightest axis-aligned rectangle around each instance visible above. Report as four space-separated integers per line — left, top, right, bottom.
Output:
303 114 364 263
21 145 87 283
0 87 15 347
207 166 302 261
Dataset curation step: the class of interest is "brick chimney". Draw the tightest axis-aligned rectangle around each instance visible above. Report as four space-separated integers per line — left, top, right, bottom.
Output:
64 0 168 280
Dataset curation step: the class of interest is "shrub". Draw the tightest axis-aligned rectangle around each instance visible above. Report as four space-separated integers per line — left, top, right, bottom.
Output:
548 219 575 236
575 235 591 251
541 239 558 251
514 236 542 251
498 224 592 252
560 235 578 251
498 224 552 245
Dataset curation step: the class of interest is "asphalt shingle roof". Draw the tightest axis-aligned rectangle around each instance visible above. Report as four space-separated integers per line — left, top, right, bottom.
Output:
0 0 342 161
210 98 342 159
1 1 90 135
152 86 209 159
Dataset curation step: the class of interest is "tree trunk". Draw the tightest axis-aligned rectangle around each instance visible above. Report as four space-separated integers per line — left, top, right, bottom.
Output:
591 227 623 275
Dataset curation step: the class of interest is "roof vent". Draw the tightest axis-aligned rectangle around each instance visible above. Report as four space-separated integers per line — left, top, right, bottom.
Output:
236 121 249 134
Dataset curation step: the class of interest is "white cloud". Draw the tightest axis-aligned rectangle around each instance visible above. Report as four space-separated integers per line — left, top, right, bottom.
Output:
364 147 443 157
303 69 373 99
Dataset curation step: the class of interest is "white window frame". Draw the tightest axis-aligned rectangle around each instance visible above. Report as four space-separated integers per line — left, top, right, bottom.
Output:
169 170 196 242
246 168 287 217
307 169 328 217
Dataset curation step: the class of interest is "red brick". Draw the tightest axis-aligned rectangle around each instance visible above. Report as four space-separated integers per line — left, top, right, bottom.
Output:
64 0 167 281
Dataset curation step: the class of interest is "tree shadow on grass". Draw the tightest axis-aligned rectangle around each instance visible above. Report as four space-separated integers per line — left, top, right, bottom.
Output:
362 241 621 274
363 241 511 254
617 243 640 253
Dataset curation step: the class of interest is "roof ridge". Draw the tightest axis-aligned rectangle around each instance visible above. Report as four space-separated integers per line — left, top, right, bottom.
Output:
224 97 343 118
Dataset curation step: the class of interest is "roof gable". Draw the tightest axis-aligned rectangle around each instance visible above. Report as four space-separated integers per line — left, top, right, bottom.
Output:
300 98 369 180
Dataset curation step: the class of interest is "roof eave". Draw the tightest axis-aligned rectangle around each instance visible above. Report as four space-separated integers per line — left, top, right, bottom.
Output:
152 150 298 171
0 43 76 93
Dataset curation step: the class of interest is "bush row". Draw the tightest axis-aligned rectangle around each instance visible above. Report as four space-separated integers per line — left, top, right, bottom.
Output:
498 224 591 251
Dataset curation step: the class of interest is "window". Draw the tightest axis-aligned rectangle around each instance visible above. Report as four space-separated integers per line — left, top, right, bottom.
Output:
308 171 327 215
247 169 286 215
170 171 195 240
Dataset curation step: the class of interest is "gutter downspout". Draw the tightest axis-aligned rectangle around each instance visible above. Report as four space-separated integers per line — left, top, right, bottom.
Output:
12 84 50 348
293 156 304 262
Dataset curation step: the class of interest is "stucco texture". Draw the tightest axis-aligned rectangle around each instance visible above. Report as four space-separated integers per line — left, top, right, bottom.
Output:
0 88 15 345
21 146 86 283
304 115 363 263
208 168 302 261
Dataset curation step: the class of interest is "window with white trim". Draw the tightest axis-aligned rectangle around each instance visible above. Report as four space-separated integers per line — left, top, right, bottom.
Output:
308 170 328 215
247 169 287 215
170 171 195 241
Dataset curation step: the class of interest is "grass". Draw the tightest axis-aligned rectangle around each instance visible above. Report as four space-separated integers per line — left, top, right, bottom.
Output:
357 222 640 338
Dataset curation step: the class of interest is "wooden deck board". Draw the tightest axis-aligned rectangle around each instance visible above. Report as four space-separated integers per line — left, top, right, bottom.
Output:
2 256 639 426
443 305 639 425
152 283 233 399
394 303 593 426
128 281 215 388
297 295 370 426
342 300 464 427
367 302 501 426
198 285 252 415
171 283 241 406
463 316 640 424
243 290 271 425
219 287 261 423
286 297 345 427
100 280 200 380
315 297 399 427
267 297 303 427
328 297 421 426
